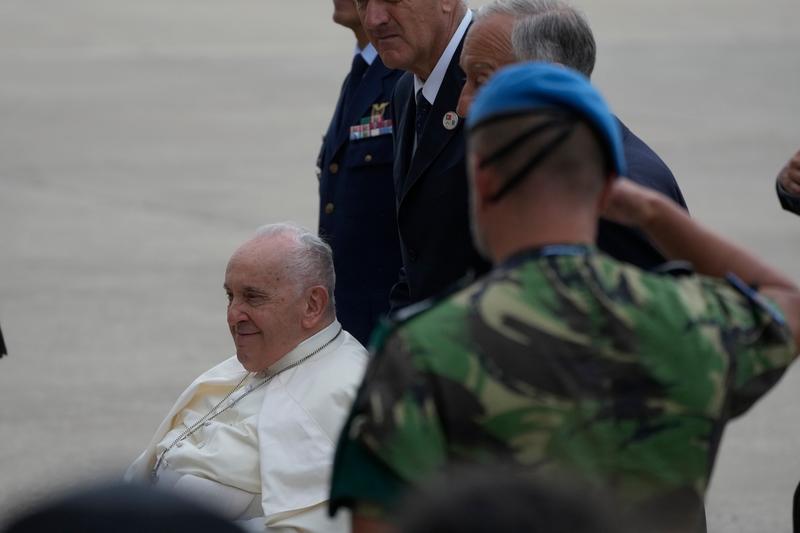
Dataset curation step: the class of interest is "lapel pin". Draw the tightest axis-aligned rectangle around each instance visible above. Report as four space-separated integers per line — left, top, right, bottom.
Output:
442 111 459 131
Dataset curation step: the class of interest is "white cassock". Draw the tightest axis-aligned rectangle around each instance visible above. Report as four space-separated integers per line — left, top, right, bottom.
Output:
125 320 368 532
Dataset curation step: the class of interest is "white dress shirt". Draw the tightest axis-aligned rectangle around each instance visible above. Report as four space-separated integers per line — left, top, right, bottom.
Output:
126 320 368 532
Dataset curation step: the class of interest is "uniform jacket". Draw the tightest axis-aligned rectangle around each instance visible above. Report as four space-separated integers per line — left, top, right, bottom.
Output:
318 56 403 345
330 250 795 531
389 33 490 310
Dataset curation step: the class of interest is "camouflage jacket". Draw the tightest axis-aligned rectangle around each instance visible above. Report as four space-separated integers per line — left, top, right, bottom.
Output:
329 246 795 520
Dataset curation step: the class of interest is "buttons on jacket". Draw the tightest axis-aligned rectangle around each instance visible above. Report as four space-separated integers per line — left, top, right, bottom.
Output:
364 154 373 163
324 202 335 215
329 163 339 174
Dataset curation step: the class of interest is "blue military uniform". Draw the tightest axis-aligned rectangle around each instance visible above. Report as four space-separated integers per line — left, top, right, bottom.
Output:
318 45 403 346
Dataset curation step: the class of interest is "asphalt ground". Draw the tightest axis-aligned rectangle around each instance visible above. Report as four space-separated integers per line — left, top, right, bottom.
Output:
0 1 798 531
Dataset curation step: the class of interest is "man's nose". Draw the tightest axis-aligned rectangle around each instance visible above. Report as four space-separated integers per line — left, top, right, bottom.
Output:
227 300 247 326
362 1 389 31
456 84 473 118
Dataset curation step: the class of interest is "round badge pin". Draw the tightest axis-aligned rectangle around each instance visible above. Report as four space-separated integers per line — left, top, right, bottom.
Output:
442 111 459 130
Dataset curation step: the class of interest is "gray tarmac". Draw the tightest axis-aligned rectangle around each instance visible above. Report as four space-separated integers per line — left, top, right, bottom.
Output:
0 0 799 531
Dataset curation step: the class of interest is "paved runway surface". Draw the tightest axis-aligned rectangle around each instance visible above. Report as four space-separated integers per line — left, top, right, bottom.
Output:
0 1 798 530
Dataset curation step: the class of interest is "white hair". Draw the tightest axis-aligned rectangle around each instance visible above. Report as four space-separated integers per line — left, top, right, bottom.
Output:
254 222 336 313
476 0 596 78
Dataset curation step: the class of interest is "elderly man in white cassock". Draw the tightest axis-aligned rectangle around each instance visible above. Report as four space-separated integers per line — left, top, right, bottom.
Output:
126 223 368 532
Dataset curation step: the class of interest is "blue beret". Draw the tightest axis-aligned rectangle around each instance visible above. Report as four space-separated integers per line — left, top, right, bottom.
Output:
467 62 626 176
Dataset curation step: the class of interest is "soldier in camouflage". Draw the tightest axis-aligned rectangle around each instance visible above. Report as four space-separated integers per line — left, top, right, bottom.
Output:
328 63 800 533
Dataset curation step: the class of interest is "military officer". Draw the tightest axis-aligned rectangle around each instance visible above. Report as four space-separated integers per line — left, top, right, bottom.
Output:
328 63 800 533
318 0 404 345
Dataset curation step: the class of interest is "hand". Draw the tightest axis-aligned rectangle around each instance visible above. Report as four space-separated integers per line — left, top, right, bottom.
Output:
777 149 800 196
600 178 658 228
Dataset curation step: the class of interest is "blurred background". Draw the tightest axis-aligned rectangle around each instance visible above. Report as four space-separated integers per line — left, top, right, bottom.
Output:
0 0 798 530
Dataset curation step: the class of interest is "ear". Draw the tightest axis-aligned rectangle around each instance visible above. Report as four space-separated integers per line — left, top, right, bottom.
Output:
470 153 496 211
596 173 616 212
301 286 330 329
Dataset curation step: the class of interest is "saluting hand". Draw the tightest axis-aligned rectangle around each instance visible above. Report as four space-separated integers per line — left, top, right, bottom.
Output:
778 148 800 197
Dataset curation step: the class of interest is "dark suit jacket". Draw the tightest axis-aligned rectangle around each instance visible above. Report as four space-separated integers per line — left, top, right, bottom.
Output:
777 180 800 215
597 120 688 270
389 33 491 310
318 56 403 345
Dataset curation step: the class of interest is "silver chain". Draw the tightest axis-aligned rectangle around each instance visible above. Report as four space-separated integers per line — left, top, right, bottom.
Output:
150 326 343 483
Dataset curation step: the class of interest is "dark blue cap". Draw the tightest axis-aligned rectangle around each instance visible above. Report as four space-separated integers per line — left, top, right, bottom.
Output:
467 62 626 177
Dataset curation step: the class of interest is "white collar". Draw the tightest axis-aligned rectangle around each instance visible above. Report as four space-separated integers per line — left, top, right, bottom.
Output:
354 42 378 66
413 9 472 105
267 320 343 374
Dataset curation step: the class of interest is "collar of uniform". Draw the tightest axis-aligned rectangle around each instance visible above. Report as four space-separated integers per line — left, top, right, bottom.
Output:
413 9 472 105
266 319 343 375
498 244 595 271
354 42 379 66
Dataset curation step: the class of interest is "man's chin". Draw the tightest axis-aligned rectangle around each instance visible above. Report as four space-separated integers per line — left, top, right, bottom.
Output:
235 350 262 372
375 44 409 70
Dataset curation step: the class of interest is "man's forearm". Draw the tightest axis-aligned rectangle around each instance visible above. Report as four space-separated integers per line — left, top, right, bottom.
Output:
636 189 797 291
608 182 800 347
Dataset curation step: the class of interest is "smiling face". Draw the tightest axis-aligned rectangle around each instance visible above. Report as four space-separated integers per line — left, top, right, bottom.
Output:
224 236 307 372
356 0 455 78
457 13 516 116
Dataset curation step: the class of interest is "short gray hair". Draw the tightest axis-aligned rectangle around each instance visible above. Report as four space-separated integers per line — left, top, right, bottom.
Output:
254 222 336 312
477 0 596 78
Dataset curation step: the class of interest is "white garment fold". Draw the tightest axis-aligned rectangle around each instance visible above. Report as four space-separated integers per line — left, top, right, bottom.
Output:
126 321 367 532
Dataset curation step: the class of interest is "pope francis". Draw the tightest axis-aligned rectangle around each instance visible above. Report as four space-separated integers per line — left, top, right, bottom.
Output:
126 223 368 532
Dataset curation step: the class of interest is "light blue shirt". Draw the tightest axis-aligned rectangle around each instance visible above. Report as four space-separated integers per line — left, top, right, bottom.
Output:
355 42 379 66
